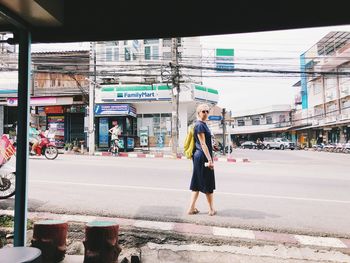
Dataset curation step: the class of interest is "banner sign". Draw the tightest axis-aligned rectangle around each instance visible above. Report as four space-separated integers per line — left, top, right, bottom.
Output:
95 104 137 117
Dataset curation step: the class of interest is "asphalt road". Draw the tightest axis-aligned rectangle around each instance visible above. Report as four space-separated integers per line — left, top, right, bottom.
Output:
1 149 350 237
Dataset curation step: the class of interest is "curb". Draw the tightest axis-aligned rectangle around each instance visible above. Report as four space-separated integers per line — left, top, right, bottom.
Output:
92 152 250 163
1 210 348 250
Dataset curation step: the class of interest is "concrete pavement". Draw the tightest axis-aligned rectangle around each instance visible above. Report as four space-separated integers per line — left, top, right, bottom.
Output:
1 209 350 262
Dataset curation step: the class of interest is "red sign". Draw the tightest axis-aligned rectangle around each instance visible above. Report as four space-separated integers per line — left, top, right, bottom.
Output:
44 106 64 114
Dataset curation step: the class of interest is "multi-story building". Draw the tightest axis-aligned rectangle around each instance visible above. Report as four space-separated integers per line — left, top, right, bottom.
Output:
228 105 292 146
0 50 90 148
292 31 350 147
93 38 218 150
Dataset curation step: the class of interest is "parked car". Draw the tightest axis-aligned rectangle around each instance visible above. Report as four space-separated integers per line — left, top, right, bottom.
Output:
241 141 257 149
263 138 295 150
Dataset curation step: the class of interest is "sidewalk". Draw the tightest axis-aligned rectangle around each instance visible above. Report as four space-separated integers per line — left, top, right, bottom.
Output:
1 210 350 251
1 210 350 262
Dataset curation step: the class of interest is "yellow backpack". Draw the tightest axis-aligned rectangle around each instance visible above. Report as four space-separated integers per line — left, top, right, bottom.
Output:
183 124 195 159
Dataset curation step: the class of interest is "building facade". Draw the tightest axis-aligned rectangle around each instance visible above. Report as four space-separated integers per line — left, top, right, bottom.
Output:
0 50 90 148
92 38 218 151
292 31 350 147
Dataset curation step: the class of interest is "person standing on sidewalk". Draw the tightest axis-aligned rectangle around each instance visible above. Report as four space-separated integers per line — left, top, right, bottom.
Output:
187 103 216 216
109 121 121 156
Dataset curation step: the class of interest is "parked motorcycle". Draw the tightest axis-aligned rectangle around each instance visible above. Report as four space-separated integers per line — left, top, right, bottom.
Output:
0 135 16 199
30 131 59 160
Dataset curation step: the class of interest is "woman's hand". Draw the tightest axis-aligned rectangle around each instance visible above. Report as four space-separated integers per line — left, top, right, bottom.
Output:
208 160 214 170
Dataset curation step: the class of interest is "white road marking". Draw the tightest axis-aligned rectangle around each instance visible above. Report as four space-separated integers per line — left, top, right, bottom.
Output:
30 180 350 204
213 227 255 239
295 235 347 248
134 220 174 231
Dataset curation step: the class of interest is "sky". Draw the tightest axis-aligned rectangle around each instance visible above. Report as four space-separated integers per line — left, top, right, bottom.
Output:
29 24 350 114
200 24 350 114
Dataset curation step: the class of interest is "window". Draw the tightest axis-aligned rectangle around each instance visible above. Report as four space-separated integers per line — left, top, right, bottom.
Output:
106 47 113 61
163 38 171 47
145 46 151 60
163 52 172 60
237 119 245 126
252 117 260 125
144 39 159 61
324 75 337 90
266 116 272 124
125 47 131 61
106 47 119 62
124 40 128 45
279 115 286 123
312 83 322 95
114 48 119 61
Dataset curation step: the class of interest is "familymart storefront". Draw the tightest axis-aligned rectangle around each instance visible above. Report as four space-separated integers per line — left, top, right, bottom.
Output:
94 84 219 151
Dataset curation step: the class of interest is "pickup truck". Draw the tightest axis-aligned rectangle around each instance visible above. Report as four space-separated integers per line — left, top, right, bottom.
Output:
263 138 295 150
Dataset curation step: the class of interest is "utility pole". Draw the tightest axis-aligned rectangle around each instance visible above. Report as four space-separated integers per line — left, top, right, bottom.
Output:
222 108 226 156
228 110 232 157
88 42 96 155
171 38 180 156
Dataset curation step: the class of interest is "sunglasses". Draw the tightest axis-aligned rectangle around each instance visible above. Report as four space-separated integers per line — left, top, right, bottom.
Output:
201 110 209 114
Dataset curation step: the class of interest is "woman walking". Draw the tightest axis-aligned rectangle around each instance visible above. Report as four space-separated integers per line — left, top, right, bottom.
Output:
188 103 216 216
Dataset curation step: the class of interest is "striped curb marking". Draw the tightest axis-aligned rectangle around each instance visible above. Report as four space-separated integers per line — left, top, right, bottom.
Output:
1 210 349 249
93 152 250 162
294 235 348 248
213 226 255 239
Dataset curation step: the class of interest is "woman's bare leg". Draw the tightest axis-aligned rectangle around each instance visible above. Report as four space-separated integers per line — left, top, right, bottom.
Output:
188 191 199 214
205 193 216 215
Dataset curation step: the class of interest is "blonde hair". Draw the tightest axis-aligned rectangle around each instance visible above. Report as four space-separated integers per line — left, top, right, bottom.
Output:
196 103 210 120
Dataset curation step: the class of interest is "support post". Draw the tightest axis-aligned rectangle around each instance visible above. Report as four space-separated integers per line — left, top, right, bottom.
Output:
222 108 226 156
88 42 96 155
14 30 31 247
171 38 180 156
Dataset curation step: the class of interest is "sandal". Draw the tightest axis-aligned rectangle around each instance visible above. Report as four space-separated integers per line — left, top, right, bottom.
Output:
187 208 200 215
208 210 217 216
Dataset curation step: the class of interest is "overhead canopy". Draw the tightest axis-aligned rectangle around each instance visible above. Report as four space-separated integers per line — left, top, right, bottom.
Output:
1 1 350 43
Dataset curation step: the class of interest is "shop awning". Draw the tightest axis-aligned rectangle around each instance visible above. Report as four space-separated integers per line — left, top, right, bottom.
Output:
231 126 290 135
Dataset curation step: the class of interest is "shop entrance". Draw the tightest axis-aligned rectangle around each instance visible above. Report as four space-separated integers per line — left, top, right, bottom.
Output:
96 115 136 152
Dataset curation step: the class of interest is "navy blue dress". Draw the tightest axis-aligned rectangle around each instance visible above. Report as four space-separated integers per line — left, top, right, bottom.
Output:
190 121 216 193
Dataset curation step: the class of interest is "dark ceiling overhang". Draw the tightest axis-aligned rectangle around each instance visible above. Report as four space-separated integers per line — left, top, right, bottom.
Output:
0 1 350 43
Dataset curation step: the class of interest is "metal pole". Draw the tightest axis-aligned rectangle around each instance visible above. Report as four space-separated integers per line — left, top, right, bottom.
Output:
14 30 31 247
222 108 226 156
171 38 179 156
228 110 232 157
88 42 96 155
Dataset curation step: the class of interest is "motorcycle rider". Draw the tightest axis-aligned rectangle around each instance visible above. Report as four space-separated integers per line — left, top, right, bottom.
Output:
256 137 263 150
29 122 40 155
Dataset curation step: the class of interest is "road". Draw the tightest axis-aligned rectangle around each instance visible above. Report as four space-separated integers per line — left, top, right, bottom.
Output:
1 149 350 237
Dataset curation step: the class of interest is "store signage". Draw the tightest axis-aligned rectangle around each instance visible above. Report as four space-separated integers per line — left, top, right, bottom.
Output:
97 85 172 103
193 85 219 104
44 106 64 114
117 91 156 100
94 104 136 117
208 115 222 121
215 48 234 71
7 97 57 106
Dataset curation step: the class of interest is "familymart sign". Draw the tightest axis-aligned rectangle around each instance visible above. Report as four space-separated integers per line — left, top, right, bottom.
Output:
99 85 172 102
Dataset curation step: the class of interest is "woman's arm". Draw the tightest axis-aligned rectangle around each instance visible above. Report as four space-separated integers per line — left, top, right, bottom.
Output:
197 132 214 168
